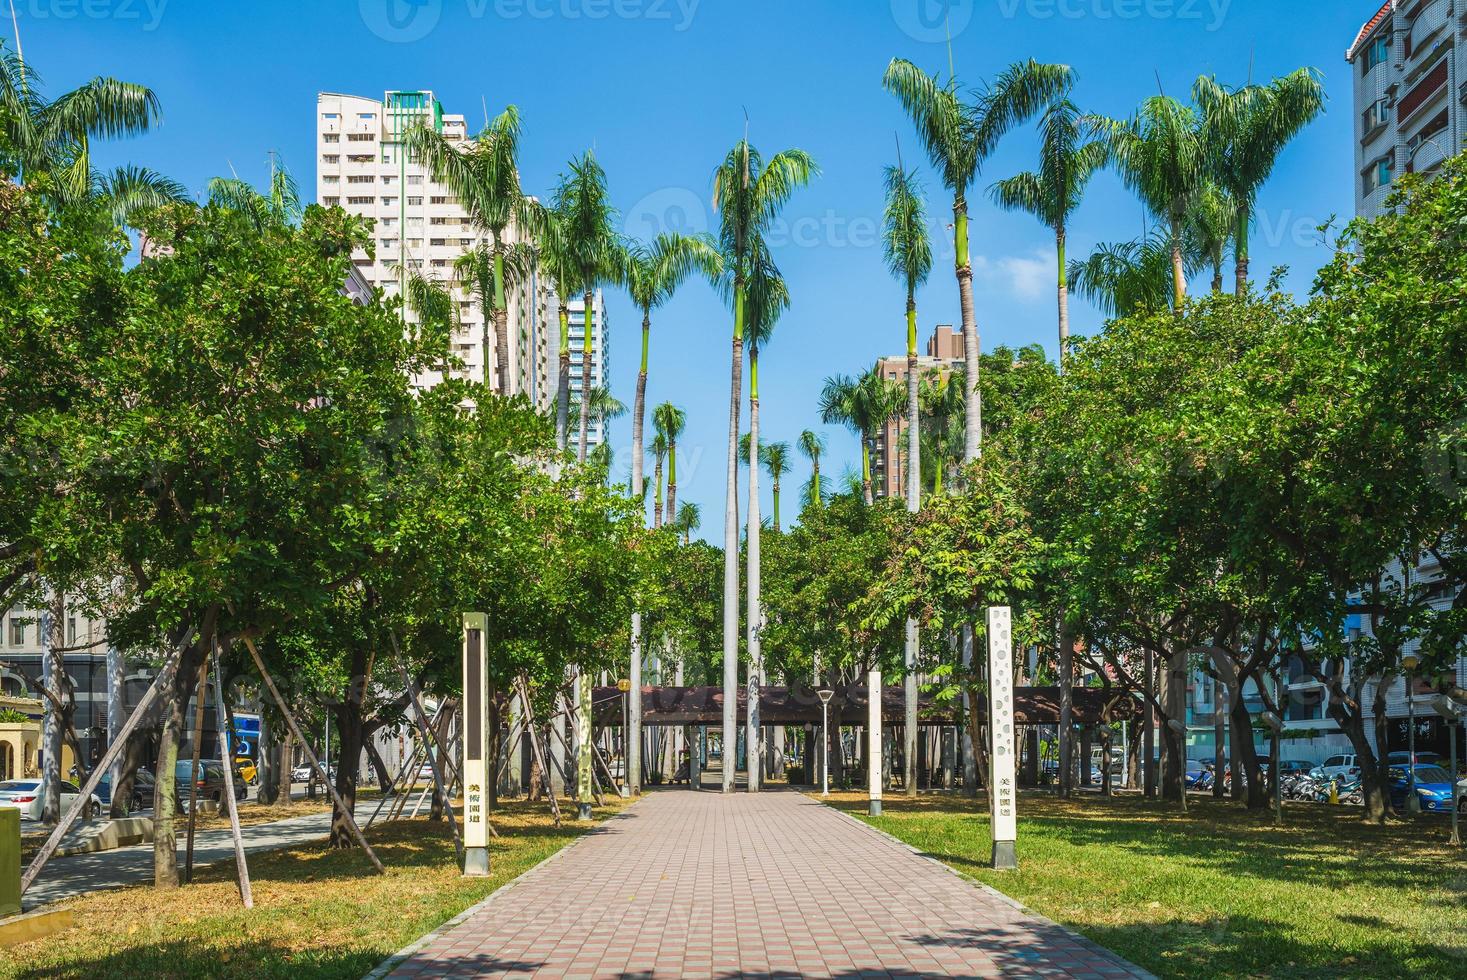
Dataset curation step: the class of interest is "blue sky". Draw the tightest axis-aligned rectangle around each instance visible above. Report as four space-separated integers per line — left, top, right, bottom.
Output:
30 0 1372 540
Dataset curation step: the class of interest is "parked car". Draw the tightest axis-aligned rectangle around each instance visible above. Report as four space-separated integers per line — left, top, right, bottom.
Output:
234 757 258 786
1313 754 1362 781
1275 760 1317 778
173 759 247 807
1387 764 1459 813
95 770 154 811
1385 751 1443 768
0 779 101 821
291 762 336 783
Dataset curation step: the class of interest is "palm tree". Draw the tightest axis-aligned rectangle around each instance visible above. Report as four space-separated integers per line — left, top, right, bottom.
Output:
408 105 540 396
1068 233 1200 319
761 442 791 533
675 502 701 546
919 368 965 495
537 205 581 453
989 99 1108 372
796 429 826 511
0 43 181 218
884 57 1072 464
1194 69 1325 296
1099 96 1208 311
454 241 537 388
653 402 688 526
741 254 789 793
625 234 723 505
882 161 934 799
1187 183 1236 294
650 432 669 528
711 137 816 793
819 368 903 506
553 151 624 463
206 159 303 230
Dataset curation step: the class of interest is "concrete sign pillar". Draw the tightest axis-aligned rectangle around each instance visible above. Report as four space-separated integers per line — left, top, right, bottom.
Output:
1 807 19 918
987 606 1018 870
868 669 883 816
462 612 489 877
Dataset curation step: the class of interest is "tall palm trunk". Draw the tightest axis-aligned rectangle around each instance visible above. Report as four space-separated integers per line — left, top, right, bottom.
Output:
904 299 921 798
771 477 781 532
861 436 874 506
721 285 745 794
576 290 594 462
745 344 762 793
666 438 679 525
1056 226 1069 370
1169 218 1186 311
627 309 650 794
810 456 820 507
654 454 665 528
555 307 571 452
955 198 981 465
493 246 512 396
1234 202 1250 297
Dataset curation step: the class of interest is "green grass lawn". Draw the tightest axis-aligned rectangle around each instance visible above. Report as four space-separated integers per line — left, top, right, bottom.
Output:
820 790 1467 979
3 798 629 980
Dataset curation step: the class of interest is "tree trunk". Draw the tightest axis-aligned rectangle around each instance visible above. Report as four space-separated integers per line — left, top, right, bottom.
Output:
653 455 664 528
904 342 921 799
106 643 126 812
632 312 649 500
1058 622 1075 799
1055 225 1069 373
364 736 393 794
576 290 594 462
1234 202 1250 298
721 316 744 793
108 730 150 819
955 199 981 464
1213 676 1228 799
1229 693 1266 809
666 438 679 525
494 305 511 397
276 728 294 805
40 596 64 824
1170 217 1186 311
746 347 762 793
555 309 572 453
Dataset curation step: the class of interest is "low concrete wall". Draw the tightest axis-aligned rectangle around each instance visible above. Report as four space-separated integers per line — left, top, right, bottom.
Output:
56 816 154 857
0 808 17 918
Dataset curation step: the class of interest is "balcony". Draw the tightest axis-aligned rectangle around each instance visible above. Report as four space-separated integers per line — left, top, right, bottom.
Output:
1406 0 1449 69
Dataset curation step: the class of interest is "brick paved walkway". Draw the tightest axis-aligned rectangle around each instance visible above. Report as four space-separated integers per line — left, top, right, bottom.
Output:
380 789 1151 979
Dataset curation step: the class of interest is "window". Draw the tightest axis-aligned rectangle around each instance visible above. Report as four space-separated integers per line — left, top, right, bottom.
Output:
348 154 375 164
382 175 397 186
347 175 375 184
431 195 449 204
380 216 397 228
381 238 398 250
323 196 339 206
430 238 446 246
357 112 377 122
407 238 423 248
1363 35 1391 73
347 196 374 205
9 619 24 646
322 154 340 164
1363 153 1394 193
406 216 424 229
407 196 424 206
382 196 398 207
322 175 339 184
323 133 340 144
322 112 340 121
66 618 76 644
431 259 448 268
407 175 424 186
347 133 376 142
1362 99 1390 133
460 238 473 247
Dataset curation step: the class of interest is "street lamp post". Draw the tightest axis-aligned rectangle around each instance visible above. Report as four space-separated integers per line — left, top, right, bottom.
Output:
817 688 834 797
1403 653 1420 815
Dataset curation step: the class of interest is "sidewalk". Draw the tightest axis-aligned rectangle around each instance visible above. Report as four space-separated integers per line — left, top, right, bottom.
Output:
380 789 1150 979
21 800 374 912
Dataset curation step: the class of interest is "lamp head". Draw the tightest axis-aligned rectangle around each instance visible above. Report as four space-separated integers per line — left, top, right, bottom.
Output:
1402 652 1420 672
816 688 834 704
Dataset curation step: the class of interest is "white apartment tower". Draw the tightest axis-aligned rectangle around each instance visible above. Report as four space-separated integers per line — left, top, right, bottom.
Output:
1347 1 1465 220
557 291 611 452
315 91 554 406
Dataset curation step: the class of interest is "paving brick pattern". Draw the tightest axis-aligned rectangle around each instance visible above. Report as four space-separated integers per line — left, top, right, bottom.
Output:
385 790 1151 979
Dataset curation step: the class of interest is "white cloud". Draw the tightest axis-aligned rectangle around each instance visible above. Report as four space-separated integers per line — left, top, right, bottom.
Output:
975 248 1056 301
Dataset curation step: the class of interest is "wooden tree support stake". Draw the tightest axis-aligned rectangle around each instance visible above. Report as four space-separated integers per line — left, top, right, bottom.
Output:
213 643 253 907
241 635 384 874
22 627 197 894
390 633 466 857
184 652 210 883
515 674 562 826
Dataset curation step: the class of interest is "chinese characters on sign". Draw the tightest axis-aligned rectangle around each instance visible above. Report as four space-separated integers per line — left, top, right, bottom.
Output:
987 606 1017 869
462 613 490 873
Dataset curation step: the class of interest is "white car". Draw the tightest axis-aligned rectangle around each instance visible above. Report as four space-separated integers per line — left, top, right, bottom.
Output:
1312 754 1362 781
0 779 101 821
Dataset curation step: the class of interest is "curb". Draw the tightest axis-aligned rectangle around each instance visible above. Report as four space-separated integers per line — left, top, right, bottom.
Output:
361 800 644 980
817 797 1157 980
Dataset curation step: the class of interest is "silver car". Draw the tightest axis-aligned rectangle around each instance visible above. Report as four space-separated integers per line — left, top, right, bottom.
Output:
0 779 101 821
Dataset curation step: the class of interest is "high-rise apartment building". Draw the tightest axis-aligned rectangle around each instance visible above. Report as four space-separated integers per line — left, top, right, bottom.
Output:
1347 1 1464 220
315 91 553 404
872 324 964 501
557 291 612 452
